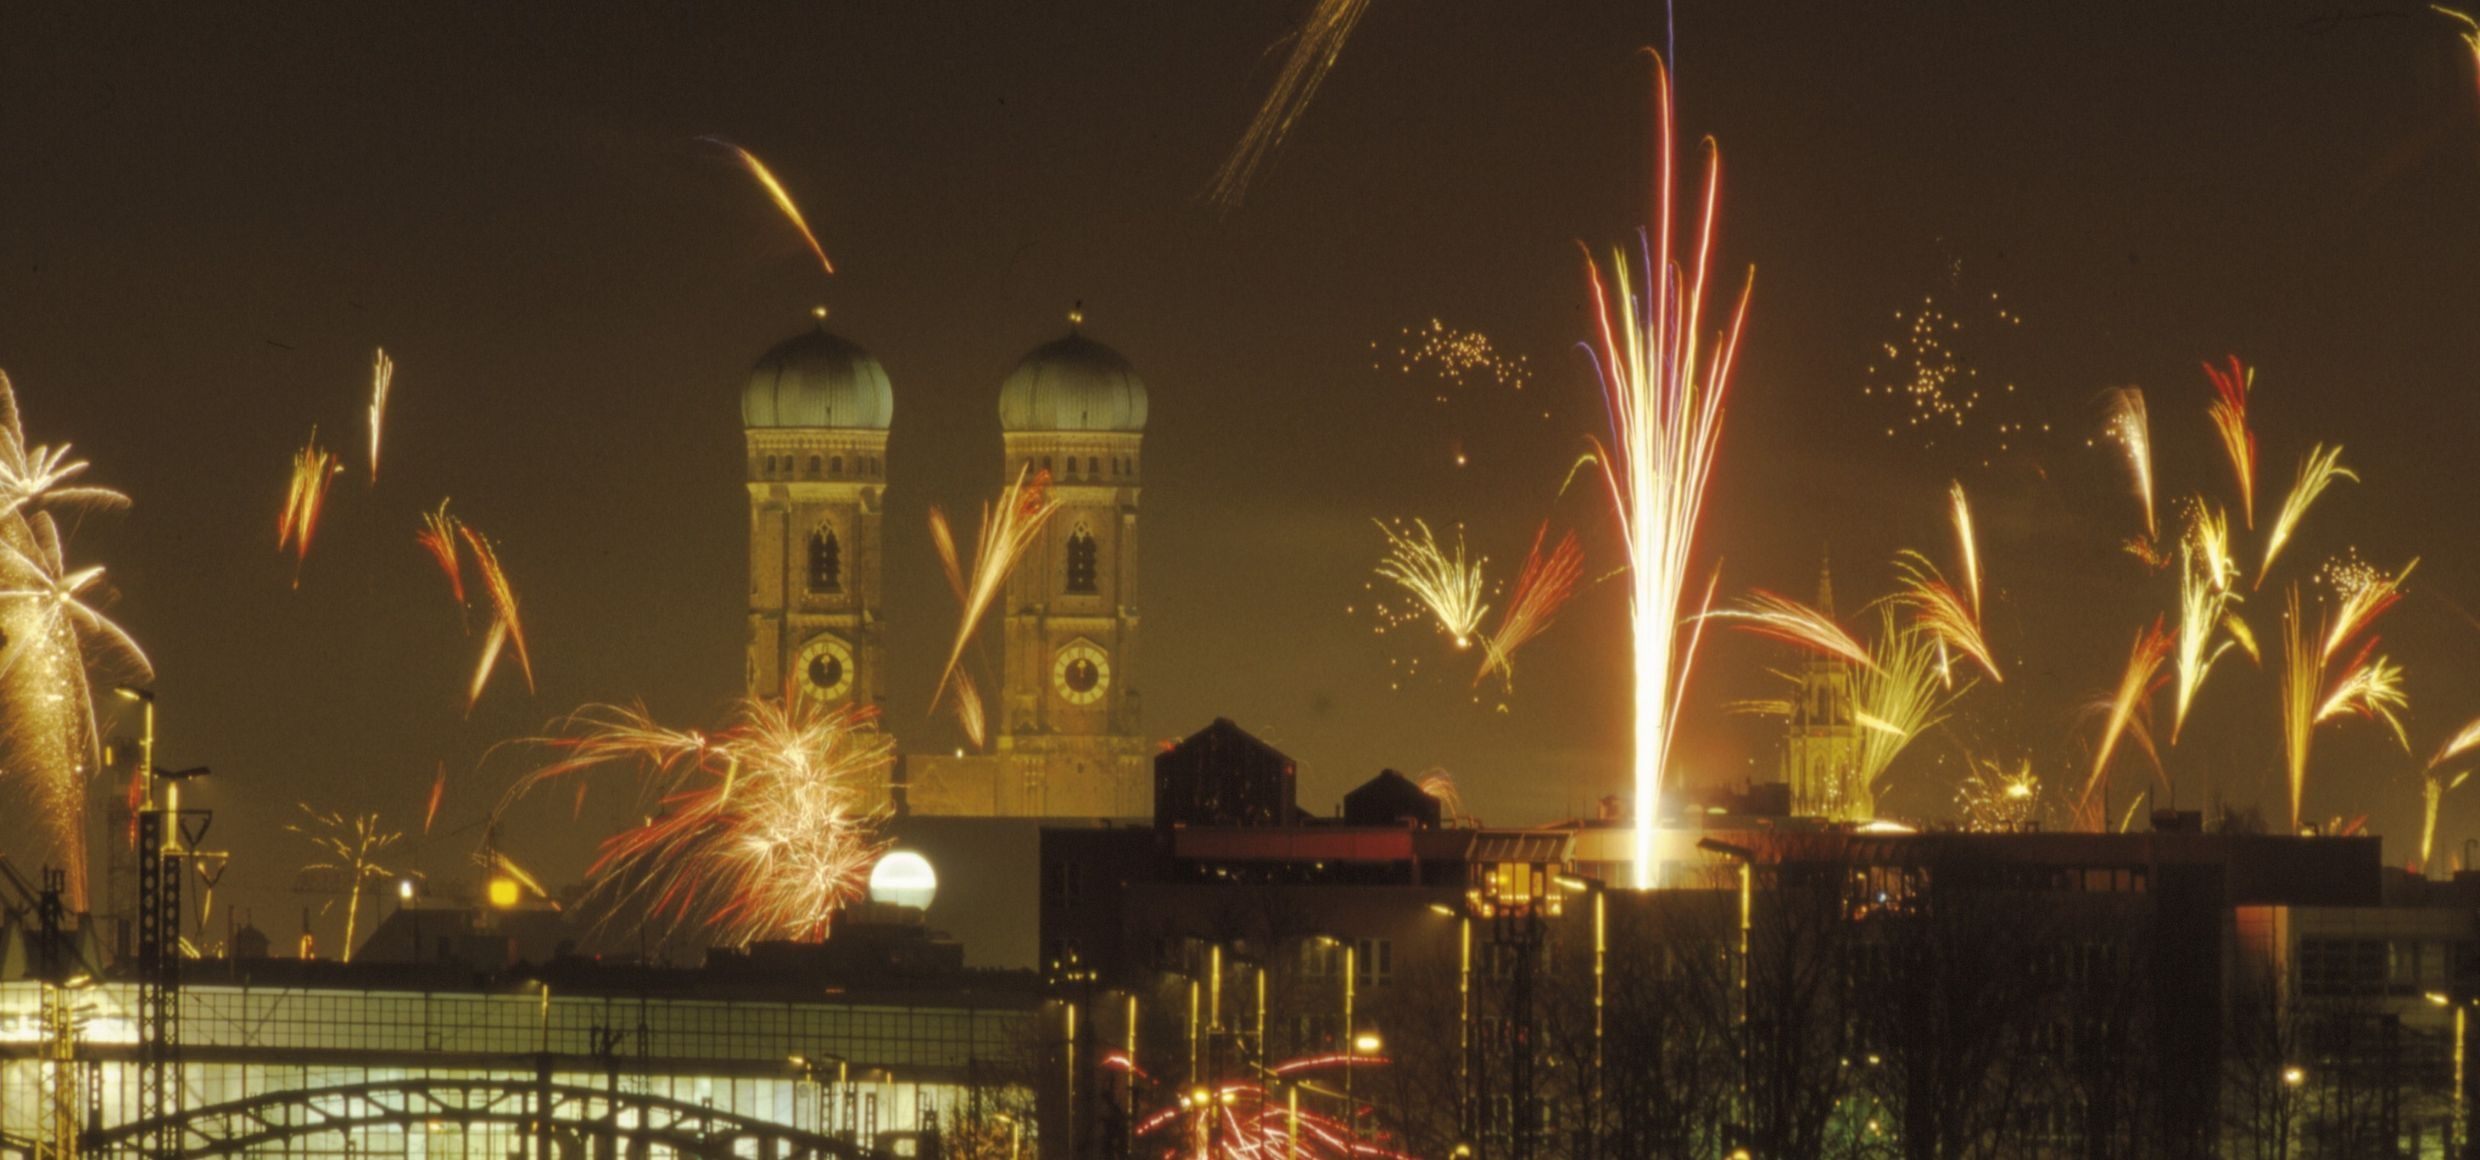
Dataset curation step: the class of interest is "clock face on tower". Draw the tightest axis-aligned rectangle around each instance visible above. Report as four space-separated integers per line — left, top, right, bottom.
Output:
1052 641 1110 706
796 634 856 703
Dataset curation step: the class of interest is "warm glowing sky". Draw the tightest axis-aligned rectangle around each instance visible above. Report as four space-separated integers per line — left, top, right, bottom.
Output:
5 3 2480 940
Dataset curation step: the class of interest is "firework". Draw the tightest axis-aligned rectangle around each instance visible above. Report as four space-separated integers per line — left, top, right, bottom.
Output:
0 373 147 910
1891 550 2000 685
367 347 394 483
416 500 466 606
2258 445 2355 589
1714 590 1875 672
1207 0 1375 210
425 762 446 834
701 138 834 276
458 522 533 709
2168 516 2243 744
506 696 892 942
287 804 405 963
950 666 988 752
2102 388 2155 542
1372 518 1489 650
1957 756 2044 832
1582 57 1755 885
2280 578 2412 831
1389 319 1537 393
2202 355 2257 529
2439 6 2480 108
928 465 1058 710
1123 1049 1412 1160
2078 618 2172 827
1859 284 2037 462
277 427 344 587
1475 524 1582 691
1417 768 1469 822
1847 613 1963 819
2419 713 2480 874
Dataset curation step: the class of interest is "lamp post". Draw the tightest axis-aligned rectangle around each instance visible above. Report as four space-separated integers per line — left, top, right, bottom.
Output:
2432 992 2477 1160
1698 838 1757 1146
1557 875 1607 1159
1430 900 1474 1150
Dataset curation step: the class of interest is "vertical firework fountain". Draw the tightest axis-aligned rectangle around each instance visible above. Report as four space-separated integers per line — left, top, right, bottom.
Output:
1583 57 1754 888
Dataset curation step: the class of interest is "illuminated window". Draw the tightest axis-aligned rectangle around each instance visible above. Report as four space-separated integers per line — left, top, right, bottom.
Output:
1065 527 1098 594
808 529 842 593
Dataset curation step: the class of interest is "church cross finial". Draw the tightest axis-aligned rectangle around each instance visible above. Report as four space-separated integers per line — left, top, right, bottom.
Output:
1068 301 1085 332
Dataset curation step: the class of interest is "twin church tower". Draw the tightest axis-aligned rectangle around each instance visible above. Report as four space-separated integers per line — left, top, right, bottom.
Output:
740 308 1151 818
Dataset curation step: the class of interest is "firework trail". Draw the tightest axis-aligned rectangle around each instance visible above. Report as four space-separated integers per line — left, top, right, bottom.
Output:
1582 57 1755 884
2202 355 2256 529
1713 590 1875 672
0 373 147 910
458 522 533 709
505 696 892 942
367 347 394 483
1372 518 1489 650
1417 768 1470 823
951 667 988 752
1956 755 2043 832
701 138 834 276
2258 444 2355 589
2439 6 2480 109
1476 523 1582 690
2101 388 2155 544
425 762 446 834
1950 481 1982 619
2280 566 2414 831
277 427 344 587
1890 550 2000 685
287 804 405 963
1120 1049 1412 1160
416 500 466 606
928 465 1058 711
2419 715 2480 873
2077 618 2172 828
1208 0 1375 210
2169 513 2246 744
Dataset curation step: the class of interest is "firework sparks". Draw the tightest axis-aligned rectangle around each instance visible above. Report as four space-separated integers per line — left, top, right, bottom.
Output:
1475 523 1582 691
1582 58 1755 885
2169 513 2244 744
1713 590 1875 672
1957 756 2044 832
950 667 988 752
1207 0 1375 210
2078 618 2172 827
929 465 1058 711
416 500 466 606
367 347 394 483
1848 613 1964 819
1372 518 1489 651
506 696 891 942
0 373 148 910
702 138 834 276
277 427 344 587
287 804 405 963
425 762 446 834
2420 714 2480 874
1417 768 1470 823
1124 1049 1412 1160
1387 319 1537 394
2202 355 2257 529
457 522 533 709
2280 574 2413 831
2258 444 2356 589
2101 387 2155 542
1891 550 2000 685
1860 285 2036 462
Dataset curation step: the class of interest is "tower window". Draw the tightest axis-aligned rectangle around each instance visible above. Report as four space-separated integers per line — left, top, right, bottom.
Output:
808 528 842 593
1088 456 1100 476
830 455 843 476
808 455 822 477
1066 526 1098 594
1042 456 1053 473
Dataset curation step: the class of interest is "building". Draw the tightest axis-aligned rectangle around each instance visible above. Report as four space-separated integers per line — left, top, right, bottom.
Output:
1782 557 1861 819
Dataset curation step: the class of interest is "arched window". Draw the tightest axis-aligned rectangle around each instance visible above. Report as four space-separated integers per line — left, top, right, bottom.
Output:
830 455 843 476
1042 456 1053 473
808 455 822 477
807 528 842 593
1065 526 1099 594
763 455 777 476
1088 456 1100 476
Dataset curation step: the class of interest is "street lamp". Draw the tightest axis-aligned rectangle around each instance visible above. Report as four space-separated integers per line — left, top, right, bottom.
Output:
1557 872 1609 1155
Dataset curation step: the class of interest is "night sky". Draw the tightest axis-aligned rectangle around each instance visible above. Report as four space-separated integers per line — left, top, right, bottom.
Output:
5 2 2479 944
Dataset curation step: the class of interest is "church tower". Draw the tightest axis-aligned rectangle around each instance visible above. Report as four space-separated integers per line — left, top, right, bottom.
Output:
1783 556 1863 818
742 309 893 715
991 311 1150 816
